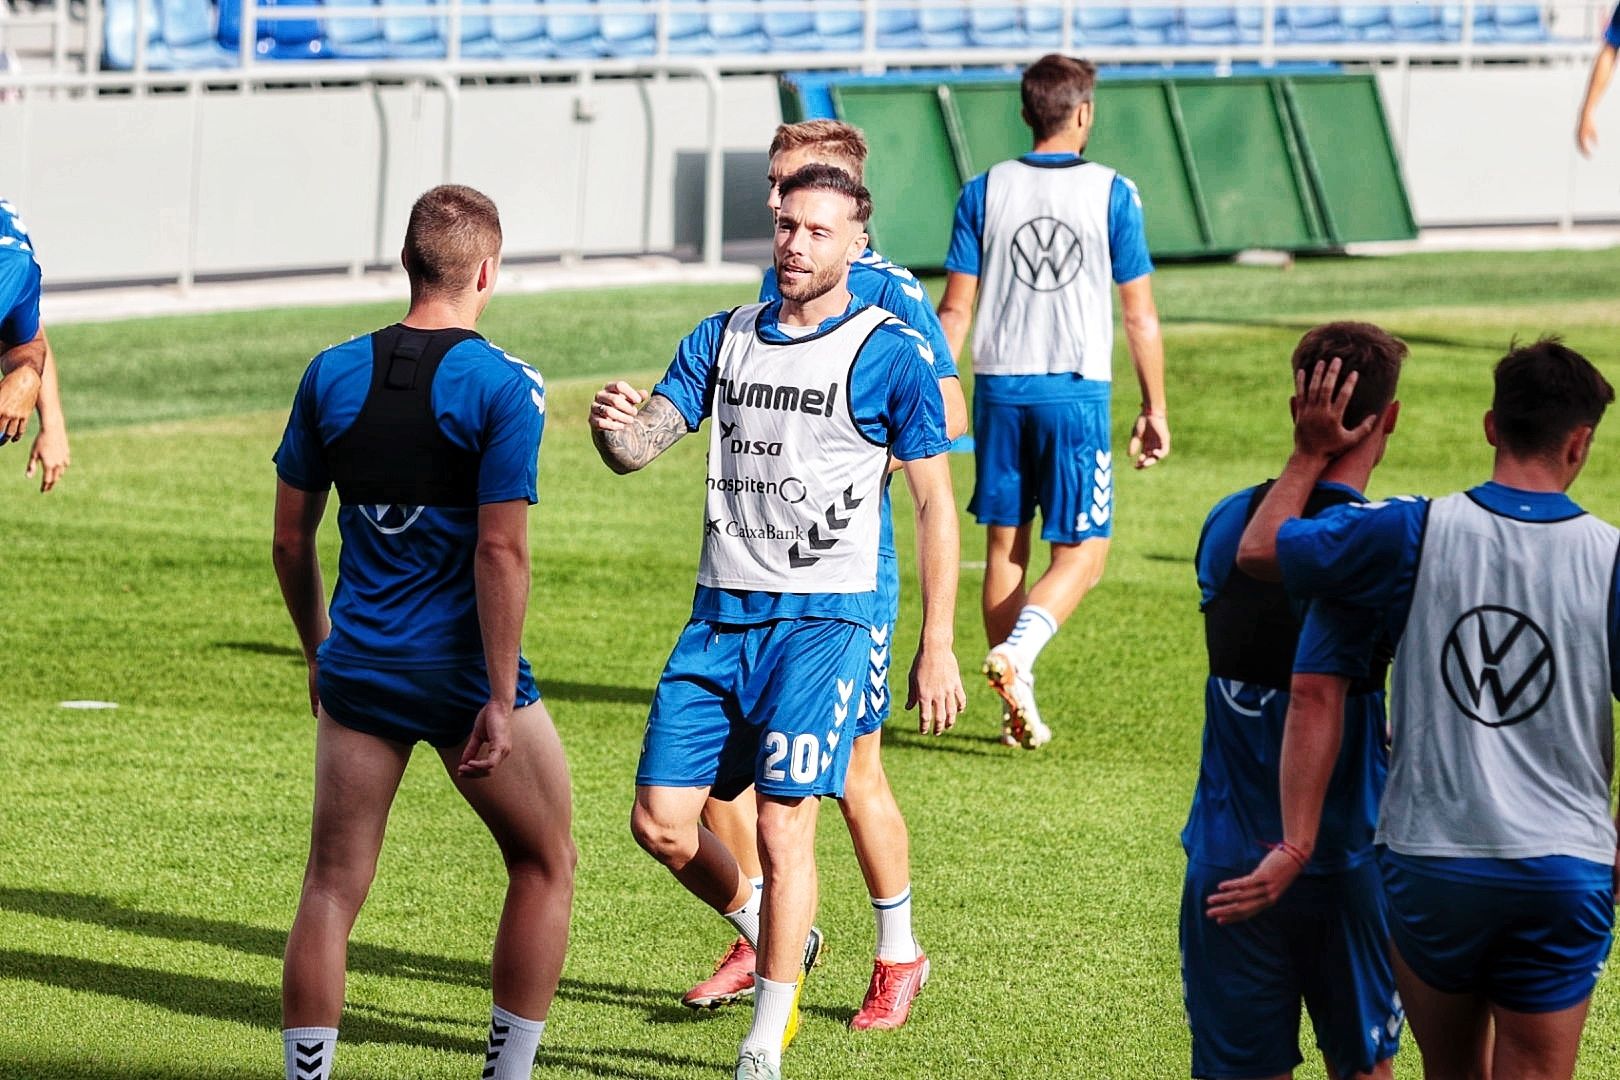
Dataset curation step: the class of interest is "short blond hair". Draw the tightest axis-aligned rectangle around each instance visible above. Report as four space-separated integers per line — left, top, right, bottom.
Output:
768 120 868 180
403 184 502 293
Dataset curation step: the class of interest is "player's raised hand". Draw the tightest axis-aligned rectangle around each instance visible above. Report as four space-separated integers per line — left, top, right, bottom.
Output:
589 380 646 431
1129 409 1170 469
906 644 966 735
1205 845 1307 925
458 700 514 778
1292 357 1379 462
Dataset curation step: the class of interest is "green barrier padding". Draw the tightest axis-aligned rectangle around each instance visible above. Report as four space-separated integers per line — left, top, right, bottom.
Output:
947 83 1027 176
1283 75 1418 244
1085 82 1212 258
832 83 964 269
1173 78 1322 251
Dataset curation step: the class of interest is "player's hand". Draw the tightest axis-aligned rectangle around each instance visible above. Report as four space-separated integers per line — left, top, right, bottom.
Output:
1205 847 1306 925
1129 410 1170 469
906 643 966 735
1578 114 1599 158
1293 358 1379 463
0 365 40 445
26 425 69 492
589 381 645 432
306 659 321 719
458 700 514 778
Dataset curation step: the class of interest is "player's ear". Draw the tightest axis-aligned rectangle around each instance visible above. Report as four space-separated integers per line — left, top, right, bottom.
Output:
1568 424 1596 468
1076 100 1093 132
1483 410 1499 448
1383 400 1400 434
848 228 868 265
399 246 410 274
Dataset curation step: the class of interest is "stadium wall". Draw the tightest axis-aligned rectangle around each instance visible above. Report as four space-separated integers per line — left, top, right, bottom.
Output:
7 63 1620 288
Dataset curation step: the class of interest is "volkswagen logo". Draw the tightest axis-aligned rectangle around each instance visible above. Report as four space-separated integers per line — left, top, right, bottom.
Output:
1439 605 1555 727
358 504 426 535
1010 217 1083 291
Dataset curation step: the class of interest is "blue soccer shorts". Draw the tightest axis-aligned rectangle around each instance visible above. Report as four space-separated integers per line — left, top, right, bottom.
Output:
318 656 541 748
1382 852 1615 1013
637 618 871 800
1181 859 1403 1080
968 381 1113 544
858 552 901 738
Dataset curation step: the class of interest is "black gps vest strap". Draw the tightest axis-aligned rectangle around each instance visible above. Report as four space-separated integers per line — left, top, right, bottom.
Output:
325 325 482 508
1204 482 1392 695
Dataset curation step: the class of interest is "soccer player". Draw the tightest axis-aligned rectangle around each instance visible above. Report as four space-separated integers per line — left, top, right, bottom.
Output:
0 198 71 491
685 120 968 1031
272 185 574 1080
1184 323 1407 1080
1576 2 1620 156
589 164 965 1080
936 53 1169 749
1217 340 1620 1080
0 195 47 455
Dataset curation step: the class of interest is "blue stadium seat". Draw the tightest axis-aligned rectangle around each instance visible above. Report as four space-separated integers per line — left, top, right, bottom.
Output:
813 7 864 50
1490 3 1545 41
1184 5 1239 44
491 0 550 55
545 0 604 55
968 5 1026 46
1021 4 1063 44
1129 6 1182 43
761 0 815 48
218 0 328 59
919 4 970 47
1340 5 1394 41
381 0 444 57
1281 5 1344 41
1389 3 1450 40
323 0 389 58
709 0 767 51
104 0 168 68
1236 5 1264 41
160 0 234 64
599 0 655 54
1074 5 1132 44
453 0 501 56
876 6 922 47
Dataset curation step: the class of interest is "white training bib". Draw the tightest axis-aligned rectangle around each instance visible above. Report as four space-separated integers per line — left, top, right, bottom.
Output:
696 303 892 594
1380 492 1620 864
972 158 1118 380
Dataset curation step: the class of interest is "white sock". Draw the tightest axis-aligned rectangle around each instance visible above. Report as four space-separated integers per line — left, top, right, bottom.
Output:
483 1005 545 1080
1000 604 1059 672
739 975 796 1067
283 1027 337 1080
872 887 918 963
725 882 761 947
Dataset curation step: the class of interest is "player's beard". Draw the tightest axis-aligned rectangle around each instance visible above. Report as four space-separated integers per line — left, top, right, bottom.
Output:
776 256 843 304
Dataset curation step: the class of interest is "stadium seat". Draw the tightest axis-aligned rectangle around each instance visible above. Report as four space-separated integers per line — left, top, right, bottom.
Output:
599 0 656 54
1281 5 1344 42
1183 5 1239 44
761 0 815 49
876 5 923 48
1128 6 1182 44
1491 3 1546 41
1340 5 1394 41
453 0 501 56
217 0 328 60
323 0 389 58
813 7 864 50
160 0 234 64
919 4 970 48
380 0 444 58
708 0 768 51
1389 3 1450 40
491 0 550 55
660 0 714 53
104 0 169 68
545 0 604 55
1235 4 1264 41
1021 3 1063 45
967 4 1026 47
1074 6 1132 44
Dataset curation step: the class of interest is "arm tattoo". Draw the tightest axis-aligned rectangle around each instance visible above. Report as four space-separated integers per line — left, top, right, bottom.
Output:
593 393 689 474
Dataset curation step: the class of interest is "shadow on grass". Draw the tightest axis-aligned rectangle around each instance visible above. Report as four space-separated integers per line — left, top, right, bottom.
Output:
213 640 305 660
883 729 1008 757
535 679 654 707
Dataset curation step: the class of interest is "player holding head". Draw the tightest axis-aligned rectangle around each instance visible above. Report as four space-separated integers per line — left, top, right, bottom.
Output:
0 195 48 466
936 53 1169 749
1219 339 1620 1079
1186 323 1407 1080
1575 2 1619 156
0 200 71 491
683 119 968 1032
272 185 574 1080
589 164 965 1080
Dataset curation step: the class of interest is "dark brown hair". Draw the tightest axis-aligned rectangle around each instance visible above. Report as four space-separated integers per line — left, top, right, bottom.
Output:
402 184 502 292
776 164 873 225
1290 321 1408 427
1021 54 1097 140
1492 337 1614 456
768 120 868 179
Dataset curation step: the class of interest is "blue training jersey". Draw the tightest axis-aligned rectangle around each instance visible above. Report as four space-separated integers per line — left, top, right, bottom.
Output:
273 331 546 668
0 197 41 347
1182 482 1390 875
653 297 950 625
1606 2 1619 47
1276 480 1620 886
759 247 958 563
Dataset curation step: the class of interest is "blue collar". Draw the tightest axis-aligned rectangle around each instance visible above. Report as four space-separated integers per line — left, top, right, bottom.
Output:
1468 481 1583 522
758 296 867 342
1316 480 1366 501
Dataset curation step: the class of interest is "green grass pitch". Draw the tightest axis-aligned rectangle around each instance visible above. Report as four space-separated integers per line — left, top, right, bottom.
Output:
3 248 1620 1079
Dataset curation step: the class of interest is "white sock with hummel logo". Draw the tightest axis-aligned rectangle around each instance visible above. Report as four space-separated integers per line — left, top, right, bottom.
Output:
1000 604 1059 673
282 1026 336 1080
724 880 762 947
483 1004 545 1080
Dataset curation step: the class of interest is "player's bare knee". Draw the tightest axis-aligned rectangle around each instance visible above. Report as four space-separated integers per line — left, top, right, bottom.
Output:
629 803 695 867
